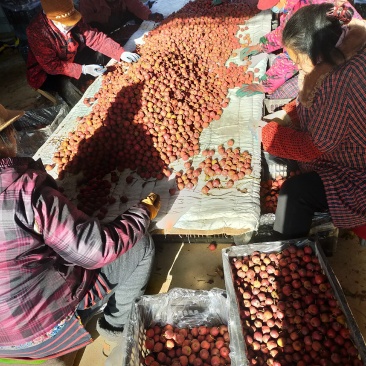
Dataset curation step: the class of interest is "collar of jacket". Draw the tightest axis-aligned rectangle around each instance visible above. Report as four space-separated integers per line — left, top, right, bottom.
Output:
0 157 44 171
299 20 366 108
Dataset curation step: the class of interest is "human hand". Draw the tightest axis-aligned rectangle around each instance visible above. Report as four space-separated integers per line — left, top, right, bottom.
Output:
236 83 265 97
240 44 262 60
120 51 140 63
82 64 107 77
263 110 291 126
141 193 161 219
148 12 164 22
250 119 267 142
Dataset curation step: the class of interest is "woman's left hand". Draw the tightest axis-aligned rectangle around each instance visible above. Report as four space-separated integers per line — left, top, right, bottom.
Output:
263 110 292 126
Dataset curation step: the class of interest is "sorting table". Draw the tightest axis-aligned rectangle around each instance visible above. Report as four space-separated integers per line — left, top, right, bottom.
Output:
33 2 272 238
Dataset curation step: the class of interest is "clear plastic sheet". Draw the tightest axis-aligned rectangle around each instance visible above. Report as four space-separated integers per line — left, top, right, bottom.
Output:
14 100 68 130
17 102 69 157
222 239 366 365
121 288 242 366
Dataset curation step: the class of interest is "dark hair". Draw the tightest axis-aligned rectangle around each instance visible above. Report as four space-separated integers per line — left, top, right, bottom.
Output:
282 3 353 66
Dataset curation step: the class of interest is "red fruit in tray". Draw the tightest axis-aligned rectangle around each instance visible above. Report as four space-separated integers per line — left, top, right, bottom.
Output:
191 327 199 337
157 352 166 363
146 328 155 338
145 338 154 350
191 340 201 353
210 327 220 337
179 355 188 366
199 349 209 360
165 339 175 350
153 342 163 352
201 340 210 350
211 355 221 366
182 345 192 356
164 329 174 339
308 304 319 315
193 358 203 366
120 195 128 203
215 339 225 350
126 175 134 184
340 327 350 339
208 242 217 251
314 274 327 284
144 354 155 365
173 333 185 345
220 346 229 358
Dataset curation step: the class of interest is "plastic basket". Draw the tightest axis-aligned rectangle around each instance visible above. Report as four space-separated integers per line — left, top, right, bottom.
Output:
222 239 366 365
120 288 243 366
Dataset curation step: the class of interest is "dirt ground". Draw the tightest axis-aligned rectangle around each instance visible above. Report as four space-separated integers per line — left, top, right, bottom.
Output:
0 47 54 110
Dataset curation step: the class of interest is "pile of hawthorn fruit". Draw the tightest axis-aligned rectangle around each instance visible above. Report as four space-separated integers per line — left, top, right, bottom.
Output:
174 138 253 194
231 244 362 366
260 171 301 214
142 323 231 365
51 0 259 216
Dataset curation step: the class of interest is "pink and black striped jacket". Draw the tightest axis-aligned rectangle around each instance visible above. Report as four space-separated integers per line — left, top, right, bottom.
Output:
261 0 362 94
0 157 150 347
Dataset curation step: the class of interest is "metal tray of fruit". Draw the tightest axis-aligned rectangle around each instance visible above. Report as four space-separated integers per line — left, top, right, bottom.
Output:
121 288 243 366
222 239 366 366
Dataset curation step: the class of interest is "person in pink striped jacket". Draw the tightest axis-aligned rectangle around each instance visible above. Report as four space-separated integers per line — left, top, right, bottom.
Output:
0 104 160 360
237 0 362 99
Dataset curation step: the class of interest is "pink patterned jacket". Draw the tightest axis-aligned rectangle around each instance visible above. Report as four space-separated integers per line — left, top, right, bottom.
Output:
0 157 150 346
261 0 362 94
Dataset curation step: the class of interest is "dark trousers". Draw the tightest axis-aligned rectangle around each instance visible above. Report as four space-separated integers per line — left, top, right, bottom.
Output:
2 5 41 61
274 171 329 238
40 48 109 107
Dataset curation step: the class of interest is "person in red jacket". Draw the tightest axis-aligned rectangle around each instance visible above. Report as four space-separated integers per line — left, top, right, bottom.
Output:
261 4 366 242
79 0 164 35
26 0 141 106
0 103 161 360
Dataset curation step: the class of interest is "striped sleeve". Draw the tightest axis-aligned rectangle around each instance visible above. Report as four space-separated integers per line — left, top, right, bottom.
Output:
33 183 150 269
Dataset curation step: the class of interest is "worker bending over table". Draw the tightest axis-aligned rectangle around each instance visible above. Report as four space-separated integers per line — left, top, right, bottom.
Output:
0 103 161 361
238 0 362 99
79 0 164 37
26 0 141 107
260 4 366 242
